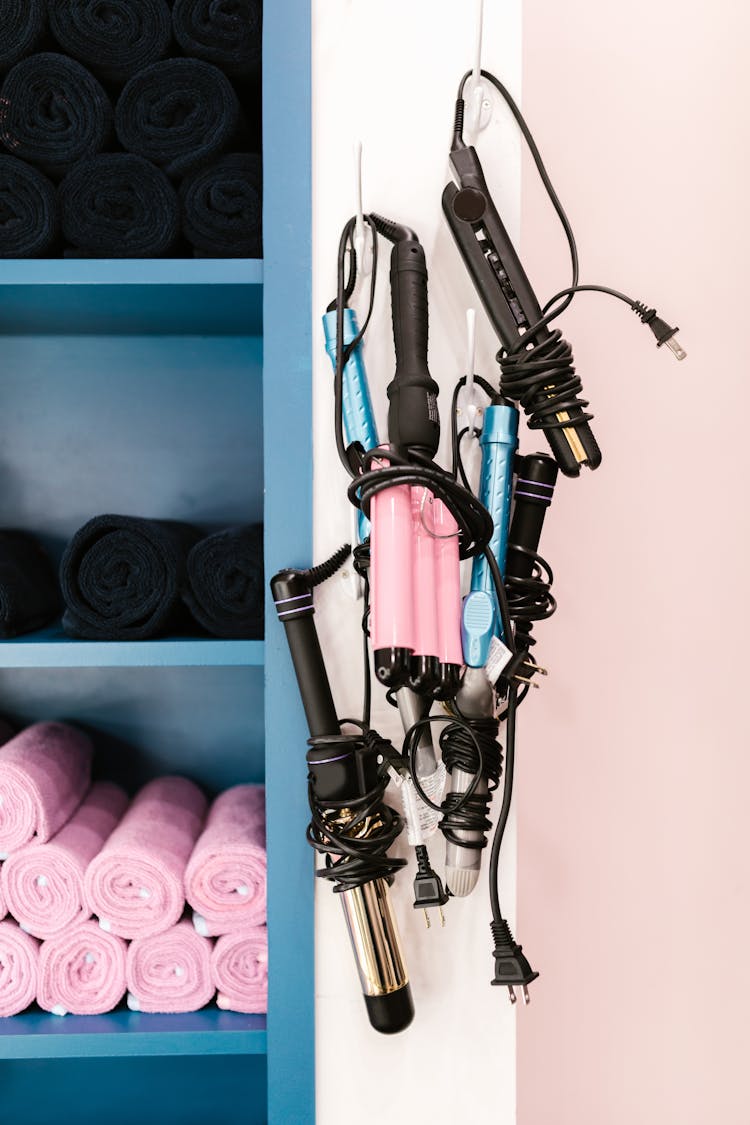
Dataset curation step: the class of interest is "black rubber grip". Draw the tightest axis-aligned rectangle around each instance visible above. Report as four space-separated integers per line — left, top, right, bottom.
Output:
387 239 440 457
364 984 415 1034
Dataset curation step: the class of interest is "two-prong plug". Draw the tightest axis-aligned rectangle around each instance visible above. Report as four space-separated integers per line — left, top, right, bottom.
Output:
413 844 449 929
490 918 539 1005
632 303 687 361
498 649 548 691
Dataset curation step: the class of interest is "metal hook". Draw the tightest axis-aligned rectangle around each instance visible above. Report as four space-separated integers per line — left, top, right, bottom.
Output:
419 489 460 540
353 140 372 278
466 0 492 137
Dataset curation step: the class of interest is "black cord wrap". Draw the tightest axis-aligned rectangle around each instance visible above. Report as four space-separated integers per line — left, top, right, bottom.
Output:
307 726 406 893
498 330 592 436
439 715 502 850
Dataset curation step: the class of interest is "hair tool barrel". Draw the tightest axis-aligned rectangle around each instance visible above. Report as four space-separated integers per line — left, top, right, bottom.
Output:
270 548 414 1035
444 394 518 897
442 84 601 478
367 214 462 694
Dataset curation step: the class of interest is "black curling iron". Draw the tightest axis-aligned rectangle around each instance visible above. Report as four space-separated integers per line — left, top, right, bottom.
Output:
271 549 414 1035
443 69 685 478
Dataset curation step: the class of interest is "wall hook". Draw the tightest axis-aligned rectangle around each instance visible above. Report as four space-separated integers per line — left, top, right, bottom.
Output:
353 140 373 278
466 0 492 137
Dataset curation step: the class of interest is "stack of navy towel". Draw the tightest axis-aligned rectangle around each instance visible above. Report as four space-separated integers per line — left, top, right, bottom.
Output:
0 1 262 259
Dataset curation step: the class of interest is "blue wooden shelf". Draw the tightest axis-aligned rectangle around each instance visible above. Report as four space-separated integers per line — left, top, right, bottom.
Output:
0 627 264 668
0 1009 267 1059
0 259 263 336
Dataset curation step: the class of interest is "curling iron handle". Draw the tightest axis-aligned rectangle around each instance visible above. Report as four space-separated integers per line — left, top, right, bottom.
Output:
387 239 440 457
270 570 339 739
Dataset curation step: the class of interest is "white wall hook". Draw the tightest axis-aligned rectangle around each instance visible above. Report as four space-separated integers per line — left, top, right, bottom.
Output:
464 308 481 435
465 0 492 137
353 140 373 278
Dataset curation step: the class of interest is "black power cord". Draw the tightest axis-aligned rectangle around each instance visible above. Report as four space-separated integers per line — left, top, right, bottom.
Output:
452 69 685 468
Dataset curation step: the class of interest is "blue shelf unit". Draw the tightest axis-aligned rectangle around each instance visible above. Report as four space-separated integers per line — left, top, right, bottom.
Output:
0 3 314 1122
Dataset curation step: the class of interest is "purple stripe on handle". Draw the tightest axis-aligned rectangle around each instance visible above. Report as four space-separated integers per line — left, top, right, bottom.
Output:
514 490 552 501
311 753 353 764
517 478 554 489
274 593 313 605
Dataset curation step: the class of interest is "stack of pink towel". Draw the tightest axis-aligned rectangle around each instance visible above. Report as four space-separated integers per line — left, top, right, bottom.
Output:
186 784 268 1014
0 719 267 1020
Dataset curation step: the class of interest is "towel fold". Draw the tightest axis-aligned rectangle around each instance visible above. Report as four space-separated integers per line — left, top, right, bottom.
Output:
0 921 39 1017
2 782 128 940
85 776 207 939
126 920 214 1013
0 529 61 634
181 154 262 260
186 785 266 936
0 873 5 919
0 54 113 179
38 920 127 1015
211 929 267 1014
0 723 93 857
183 525 263 640
0 158 59 258
0 1 46 76
116 59 241 178
49 0 172 85
172 0 262 80
60 515 202 640
60 154 180 258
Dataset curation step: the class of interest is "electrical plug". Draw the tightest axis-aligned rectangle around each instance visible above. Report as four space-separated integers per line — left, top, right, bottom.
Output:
490 918 539 1005
633 304 686 361
413 844 449 929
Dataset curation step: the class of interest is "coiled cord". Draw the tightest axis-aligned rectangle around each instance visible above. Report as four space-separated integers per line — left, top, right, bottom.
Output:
505 542 556 656
439 715 502 850
350 446 494 562
307 725 407 893
497 329 592 439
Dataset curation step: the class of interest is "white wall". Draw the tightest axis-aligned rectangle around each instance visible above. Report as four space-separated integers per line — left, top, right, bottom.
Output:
311 3 522 1122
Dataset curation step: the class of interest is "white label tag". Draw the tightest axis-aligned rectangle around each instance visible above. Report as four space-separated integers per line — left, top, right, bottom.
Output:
485 636 513 684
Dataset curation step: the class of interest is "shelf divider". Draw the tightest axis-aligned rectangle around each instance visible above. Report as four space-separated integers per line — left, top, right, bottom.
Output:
0 627 264 669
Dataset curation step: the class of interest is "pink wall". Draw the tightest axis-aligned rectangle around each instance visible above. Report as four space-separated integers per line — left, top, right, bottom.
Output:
518 2 750 1123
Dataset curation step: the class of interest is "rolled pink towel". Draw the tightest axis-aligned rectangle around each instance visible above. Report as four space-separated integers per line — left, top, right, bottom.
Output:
0 722 93 856
0 920 39 1017
126 919 214 1013
211 928 268 1014
186 784 266 937
0 865 5 919
85 776 207 939
38 920 127 1016
2 781 128 939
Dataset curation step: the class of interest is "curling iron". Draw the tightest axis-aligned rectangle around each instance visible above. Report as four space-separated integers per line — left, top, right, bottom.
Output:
271 550 414 1034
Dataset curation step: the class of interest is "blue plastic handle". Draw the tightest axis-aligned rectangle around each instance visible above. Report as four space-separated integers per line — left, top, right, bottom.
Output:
461 403 518 667
322 308 379 542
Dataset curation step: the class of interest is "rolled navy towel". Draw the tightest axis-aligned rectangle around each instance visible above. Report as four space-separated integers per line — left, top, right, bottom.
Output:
60 154 180 258
0 54 113 180
0 0 46 76
116 58 241 179
60 515 202 640
48 0 172 85
0 157 59 258
181 154 261 259
0 530 61 635
172 0 262 81
183 525 263 639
